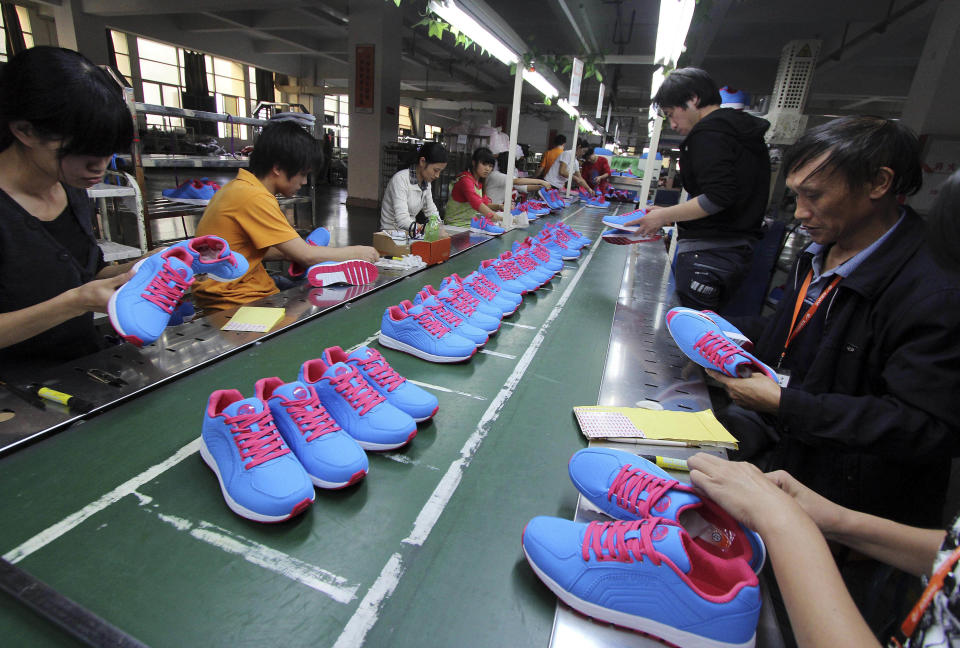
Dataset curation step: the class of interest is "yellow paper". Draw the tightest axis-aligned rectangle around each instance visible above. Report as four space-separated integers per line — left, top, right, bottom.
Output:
572 406 738 449
221 306 286 333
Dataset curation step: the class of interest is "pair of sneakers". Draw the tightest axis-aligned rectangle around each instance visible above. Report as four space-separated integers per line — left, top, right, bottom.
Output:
108 236 248 347
161 177 221 204
287 227 379 288
522 447 764 647
665 307 777 381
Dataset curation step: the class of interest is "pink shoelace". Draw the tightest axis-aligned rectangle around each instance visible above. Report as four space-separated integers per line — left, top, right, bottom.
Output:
510 253 538 272
426 303 464 328
492 261 519 281
352 349 405 393
225 407 290 469
465 277 496 301
583 519 664 565
281 390 341 442
608 464 678 517
473 274 501 295
442 290 477 315
143 260 193 313
693 332 743 373
413 310 450 337
328 367 385 416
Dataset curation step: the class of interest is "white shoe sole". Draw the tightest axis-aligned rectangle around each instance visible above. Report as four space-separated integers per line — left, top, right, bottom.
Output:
307 260 378 287
378 333 475 363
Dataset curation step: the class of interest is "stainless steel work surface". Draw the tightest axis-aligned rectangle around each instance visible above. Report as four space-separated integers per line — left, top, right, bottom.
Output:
0 229 497 454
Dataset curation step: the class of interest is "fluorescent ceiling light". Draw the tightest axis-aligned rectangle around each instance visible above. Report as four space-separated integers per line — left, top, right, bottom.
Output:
428 0 518 66
654 0 696 67
524 69 558 98
557 98 579 118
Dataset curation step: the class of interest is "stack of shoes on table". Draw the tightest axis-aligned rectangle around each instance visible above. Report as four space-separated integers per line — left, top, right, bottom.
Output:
522 447 763 647
577 188 610 209
109 235 248 347
377 221 591 363
199 347 436 523
665 307 777 381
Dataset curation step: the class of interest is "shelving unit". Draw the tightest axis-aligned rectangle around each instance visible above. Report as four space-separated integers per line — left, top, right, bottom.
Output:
120 102 318 248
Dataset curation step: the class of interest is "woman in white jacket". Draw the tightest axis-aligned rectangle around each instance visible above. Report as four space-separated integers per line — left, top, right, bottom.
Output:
380 142 447 235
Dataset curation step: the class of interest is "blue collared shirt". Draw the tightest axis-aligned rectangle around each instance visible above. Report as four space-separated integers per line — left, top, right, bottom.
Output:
802 209 905 302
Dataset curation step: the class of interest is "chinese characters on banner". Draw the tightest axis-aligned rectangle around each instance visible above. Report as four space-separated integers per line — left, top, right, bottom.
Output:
355 44 375 113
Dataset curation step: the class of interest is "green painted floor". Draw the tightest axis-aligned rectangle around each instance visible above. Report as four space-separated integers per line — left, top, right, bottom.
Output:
0 207 630 647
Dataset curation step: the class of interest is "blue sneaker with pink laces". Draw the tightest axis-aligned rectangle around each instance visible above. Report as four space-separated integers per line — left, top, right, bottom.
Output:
324 345 439 422
568 447 766 573
299 358 417 451
200 389 314 522
402 298 488 346
522 516 761 648
108 246 195 347
666 307 777 381
379 304 478 363
439 273 518 317
256 377 368 489
169 235 248 281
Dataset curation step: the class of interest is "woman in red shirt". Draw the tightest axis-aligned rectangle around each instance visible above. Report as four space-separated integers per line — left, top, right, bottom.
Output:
445 147 503 227
580 147 612 193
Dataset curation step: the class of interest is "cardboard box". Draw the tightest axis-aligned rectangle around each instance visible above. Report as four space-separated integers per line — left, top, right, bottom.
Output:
372 231 411 256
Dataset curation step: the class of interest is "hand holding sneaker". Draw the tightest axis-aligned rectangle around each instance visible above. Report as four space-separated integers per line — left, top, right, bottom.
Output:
706 368 783 413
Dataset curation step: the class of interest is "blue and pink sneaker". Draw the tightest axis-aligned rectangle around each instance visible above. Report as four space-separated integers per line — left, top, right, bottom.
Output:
401 298 488 346
324 345 439 422
170 235 248 281
522 516 761 648
256 377 368 489
200 389 314 522
108 246 195 347
513 238 564 272
414 285 501 333
306 259 378 288
440 273 519 316
478 258 532 295
379 304 478 363
289 226 332 277
671 307 753 351
665 307 777 381
602 209 647 232
538 187 563 210
498 250 553 287
299 358 417 451
470 215 506 235
535 233 581 261
162 178 220 204
568 447 766 573
601 227 661 245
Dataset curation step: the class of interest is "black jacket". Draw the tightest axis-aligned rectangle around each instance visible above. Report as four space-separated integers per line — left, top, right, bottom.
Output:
737 209 960 525
678 108 770 241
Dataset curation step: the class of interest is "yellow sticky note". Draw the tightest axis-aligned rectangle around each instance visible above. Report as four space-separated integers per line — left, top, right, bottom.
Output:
221 306 286 333
572 406 738 449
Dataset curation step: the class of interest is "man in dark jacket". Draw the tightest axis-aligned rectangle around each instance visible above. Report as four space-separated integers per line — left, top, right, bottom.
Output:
710 116 960 527
627 68 771 312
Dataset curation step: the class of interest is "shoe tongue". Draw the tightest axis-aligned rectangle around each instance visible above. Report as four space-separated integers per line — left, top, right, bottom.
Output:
323 361 354 380
625 522 691 573
222 397 266 419
347 346 377 363
163 249 195 279
272 380 313 403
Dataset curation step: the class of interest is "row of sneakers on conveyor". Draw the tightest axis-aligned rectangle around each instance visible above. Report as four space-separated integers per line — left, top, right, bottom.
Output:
378 224 592 363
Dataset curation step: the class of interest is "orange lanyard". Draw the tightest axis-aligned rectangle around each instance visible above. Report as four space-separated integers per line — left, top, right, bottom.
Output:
889 545 960 646
778 270 842 368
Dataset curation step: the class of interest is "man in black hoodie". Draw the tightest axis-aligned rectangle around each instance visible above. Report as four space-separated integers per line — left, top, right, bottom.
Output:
628 68 771 312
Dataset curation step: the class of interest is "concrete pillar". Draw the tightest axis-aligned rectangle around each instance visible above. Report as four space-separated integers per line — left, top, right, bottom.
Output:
51 0 111 65
346 0 401 207
901 0 960 136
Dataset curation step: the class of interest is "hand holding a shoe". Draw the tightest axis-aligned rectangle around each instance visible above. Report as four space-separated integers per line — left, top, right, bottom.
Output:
338 245 380 263
635 206 667 237
707 368 781 412
71 269 137 314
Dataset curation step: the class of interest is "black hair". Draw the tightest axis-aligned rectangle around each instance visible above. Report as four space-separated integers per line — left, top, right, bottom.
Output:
782 115 922 197
0 46 133 157
652 67 722 111
466 147 496 186
417 141 448 165
574 139 591 152
552 133 567 147
249 121 322 178
926 169 960 273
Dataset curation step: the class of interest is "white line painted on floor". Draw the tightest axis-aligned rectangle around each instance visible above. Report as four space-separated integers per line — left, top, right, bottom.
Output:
330 237 602 647
498 321 536 329
479 349 517 359
405 379 487 401
3 439 201 564
332 553 404 648
347 331 382 353
150 512 359 604
379 453 441 471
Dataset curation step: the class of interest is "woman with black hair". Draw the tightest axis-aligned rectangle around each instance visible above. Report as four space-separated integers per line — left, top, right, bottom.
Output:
446 147 504 229
380 141 447 234
0 46 140 376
